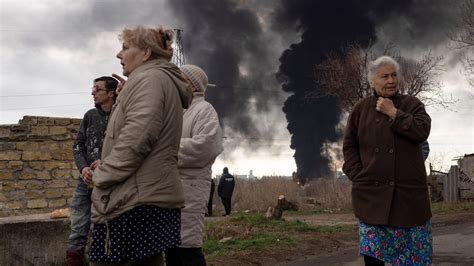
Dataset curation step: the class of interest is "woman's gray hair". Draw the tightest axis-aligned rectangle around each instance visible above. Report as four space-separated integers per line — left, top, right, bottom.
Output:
367 56 400 83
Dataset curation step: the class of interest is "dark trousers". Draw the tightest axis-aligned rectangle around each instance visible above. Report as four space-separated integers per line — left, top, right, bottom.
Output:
221 197 232 215
164 246 206 266
207 194 213 216
363 255 384 266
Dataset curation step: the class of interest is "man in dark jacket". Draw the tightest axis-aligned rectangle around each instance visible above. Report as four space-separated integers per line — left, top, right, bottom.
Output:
66 76 117 266
217 167 235 216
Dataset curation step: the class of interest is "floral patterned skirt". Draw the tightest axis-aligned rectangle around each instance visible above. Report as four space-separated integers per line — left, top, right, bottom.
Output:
359 220 432 265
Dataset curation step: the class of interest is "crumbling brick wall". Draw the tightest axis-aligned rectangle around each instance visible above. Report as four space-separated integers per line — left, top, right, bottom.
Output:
0 116 81 217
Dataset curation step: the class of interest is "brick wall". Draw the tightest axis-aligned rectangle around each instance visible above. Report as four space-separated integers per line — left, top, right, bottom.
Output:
0 116 82 217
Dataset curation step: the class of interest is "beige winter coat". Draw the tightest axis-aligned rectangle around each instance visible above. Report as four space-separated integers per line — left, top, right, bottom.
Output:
91 59 192 224
179 93 223 247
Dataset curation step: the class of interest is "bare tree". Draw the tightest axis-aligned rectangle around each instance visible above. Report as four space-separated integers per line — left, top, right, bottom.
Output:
450 0 474 87
315 43 456 112
313 43 371 112
450 0 474 48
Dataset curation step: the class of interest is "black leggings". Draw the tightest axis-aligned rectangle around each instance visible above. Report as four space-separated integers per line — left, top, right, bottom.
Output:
164 247 206 266
363 255 384 266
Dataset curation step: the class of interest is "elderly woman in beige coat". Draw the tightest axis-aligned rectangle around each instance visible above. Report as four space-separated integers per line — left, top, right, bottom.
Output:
165 65 223 266
343 56 432 265
88 26 192 265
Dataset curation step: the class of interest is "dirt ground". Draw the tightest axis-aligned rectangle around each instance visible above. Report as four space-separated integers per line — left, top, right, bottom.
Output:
207 211 474 265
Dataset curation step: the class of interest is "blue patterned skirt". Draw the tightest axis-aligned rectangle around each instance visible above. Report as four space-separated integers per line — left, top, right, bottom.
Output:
359 220 432 265
89 205 181 262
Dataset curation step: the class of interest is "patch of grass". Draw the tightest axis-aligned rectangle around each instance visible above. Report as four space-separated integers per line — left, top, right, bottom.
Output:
203 231 293 255
225 213 351 232
286 207 353 216
203 213 350 257
431 202 474 214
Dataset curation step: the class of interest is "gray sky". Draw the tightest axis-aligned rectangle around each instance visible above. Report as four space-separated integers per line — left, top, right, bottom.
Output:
0 0 472 175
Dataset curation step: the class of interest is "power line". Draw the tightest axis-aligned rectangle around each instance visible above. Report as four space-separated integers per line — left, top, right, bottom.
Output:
0 92 90 98
0 103 90 111
224 136 290 142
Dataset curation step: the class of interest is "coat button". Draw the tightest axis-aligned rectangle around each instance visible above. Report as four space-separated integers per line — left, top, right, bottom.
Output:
374 181 380 186
375 118 380 123
388 148 394 153
388 118 393 122
374 148 380 153
101 195 109 203
389 181 394 186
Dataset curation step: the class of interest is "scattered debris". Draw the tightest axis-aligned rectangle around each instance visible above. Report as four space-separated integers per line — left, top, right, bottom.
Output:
265 195 298 220
50 208 69 219
219 237 233 243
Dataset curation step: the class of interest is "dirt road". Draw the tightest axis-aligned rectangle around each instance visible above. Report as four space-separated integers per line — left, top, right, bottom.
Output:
279 212 474 265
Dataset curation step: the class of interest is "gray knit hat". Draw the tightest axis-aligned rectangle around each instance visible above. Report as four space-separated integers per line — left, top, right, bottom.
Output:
180 64 208 92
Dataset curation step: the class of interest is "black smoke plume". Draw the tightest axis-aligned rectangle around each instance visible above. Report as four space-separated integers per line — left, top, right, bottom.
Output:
168 0 457 182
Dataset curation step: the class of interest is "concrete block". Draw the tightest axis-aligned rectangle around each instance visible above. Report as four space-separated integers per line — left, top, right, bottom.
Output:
0 214 70 264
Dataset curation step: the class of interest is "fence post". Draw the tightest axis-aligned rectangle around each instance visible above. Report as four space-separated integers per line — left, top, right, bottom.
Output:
443 165 460 202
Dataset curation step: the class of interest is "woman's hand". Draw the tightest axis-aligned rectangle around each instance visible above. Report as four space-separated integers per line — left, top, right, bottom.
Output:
112 73 126 94
376 97 397 120
90 159 102 171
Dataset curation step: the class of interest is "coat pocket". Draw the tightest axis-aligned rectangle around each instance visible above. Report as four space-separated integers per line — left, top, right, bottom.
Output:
91 187 112 215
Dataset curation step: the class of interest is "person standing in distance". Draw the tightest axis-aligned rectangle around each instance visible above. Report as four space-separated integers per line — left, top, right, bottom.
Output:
218 167 235 216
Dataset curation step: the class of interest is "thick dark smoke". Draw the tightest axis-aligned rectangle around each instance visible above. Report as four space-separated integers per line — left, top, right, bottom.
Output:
167 0 280 143
167 0 457 181
274 0 417 183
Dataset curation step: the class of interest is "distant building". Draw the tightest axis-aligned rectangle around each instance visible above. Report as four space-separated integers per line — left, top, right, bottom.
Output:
457 153 474 181
214 170 293 180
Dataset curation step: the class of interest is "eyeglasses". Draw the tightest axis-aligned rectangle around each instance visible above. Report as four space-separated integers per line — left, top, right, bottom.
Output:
91 86 108 93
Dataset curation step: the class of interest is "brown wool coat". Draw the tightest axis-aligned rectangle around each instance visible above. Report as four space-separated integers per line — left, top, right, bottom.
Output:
91 59 193 224
342 94 432 227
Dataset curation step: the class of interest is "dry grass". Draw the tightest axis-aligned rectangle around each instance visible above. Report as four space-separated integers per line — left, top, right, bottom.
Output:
300 179 352 209
210 177 352 214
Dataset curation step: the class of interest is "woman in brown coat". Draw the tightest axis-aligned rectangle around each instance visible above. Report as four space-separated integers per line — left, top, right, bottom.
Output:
343 56 432 265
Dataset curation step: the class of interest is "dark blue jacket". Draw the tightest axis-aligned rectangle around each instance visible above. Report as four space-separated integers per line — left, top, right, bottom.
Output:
217 168 235 198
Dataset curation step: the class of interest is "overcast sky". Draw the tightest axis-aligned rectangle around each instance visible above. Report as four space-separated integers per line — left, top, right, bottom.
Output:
0 0 472 176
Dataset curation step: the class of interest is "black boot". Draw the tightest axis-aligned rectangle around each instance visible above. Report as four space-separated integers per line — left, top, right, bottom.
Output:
66 248 85 266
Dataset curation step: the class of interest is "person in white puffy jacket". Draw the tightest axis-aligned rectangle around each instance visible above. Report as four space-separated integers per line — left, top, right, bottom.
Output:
165 64 224 266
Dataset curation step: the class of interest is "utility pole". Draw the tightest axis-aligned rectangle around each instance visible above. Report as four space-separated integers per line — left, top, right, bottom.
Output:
172 29 185 67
